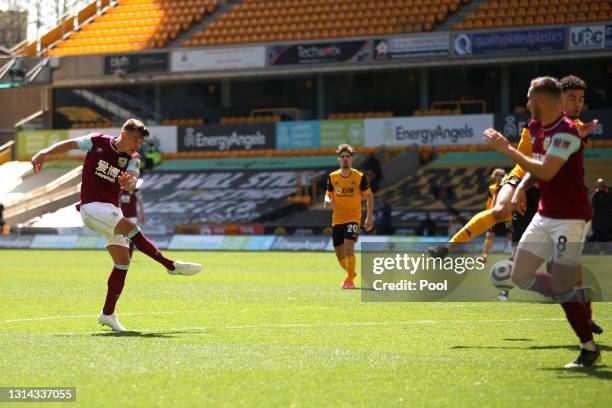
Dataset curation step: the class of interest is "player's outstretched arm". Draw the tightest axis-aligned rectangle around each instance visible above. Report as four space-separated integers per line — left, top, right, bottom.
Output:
31 139 80 173
483 128 565 182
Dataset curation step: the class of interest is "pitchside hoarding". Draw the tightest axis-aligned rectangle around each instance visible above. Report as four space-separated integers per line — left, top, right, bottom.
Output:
494 109 612 142
68 126 178 153
104 52 169 75
453 28 565 56
276 121 320 149
320 120 365 147
269 40 369 65
170 46 266 72
17 129 69 158
18 127 178 159
373 34 450 60
569 25 607 50
364 114 494 147
177 124 276 152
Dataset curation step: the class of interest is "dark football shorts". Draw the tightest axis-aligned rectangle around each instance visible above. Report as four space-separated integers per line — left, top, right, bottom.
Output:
501 175 522 189
512 187 540 244
489 221 510 236
332 222 359 247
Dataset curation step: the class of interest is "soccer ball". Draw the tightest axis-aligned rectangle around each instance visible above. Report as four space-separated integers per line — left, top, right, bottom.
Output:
489 259 514 289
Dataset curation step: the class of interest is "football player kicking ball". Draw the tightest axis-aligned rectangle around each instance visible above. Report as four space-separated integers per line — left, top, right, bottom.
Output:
324 144 374 289
428 75 598 262
512 75 602 333
31 119 202 332
484 77 599 368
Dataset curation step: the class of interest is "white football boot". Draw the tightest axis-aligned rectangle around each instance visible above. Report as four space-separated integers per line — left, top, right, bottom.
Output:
167 261 202 276
98 312 127 332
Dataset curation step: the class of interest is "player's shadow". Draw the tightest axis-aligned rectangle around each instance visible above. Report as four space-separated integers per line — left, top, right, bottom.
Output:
452 342 612 379
539 366 612 380
91 330 206 338
451 344 612 352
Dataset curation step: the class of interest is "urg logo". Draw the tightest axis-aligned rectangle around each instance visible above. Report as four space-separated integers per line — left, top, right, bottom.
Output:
570 26 604 49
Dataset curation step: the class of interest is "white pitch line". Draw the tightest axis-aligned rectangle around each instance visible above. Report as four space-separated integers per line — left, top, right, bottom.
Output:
162 317 604 332
2 310 179 323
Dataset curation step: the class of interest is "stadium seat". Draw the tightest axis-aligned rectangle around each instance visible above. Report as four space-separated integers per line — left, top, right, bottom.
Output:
185 0 462 46
453 0 608 30
46 0 218 56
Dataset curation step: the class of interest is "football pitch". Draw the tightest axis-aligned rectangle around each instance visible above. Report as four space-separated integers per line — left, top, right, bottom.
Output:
1 250 610 407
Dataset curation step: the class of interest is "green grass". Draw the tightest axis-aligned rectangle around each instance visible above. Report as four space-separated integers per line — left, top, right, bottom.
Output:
0 250 610 407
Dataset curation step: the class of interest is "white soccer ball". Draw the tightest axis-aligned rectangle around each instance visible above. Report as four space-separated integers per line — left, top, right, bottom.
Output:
490 259 514 289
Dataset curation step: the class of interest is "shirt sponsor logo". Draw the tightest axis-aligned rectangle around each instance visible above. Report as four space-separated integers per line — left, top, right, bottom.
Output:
95 159 121 182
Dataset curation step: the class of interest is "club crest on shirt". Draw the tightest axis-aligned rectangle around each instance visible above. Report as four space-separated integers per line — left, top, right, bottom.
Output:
543 137 551 151
118 157 128 167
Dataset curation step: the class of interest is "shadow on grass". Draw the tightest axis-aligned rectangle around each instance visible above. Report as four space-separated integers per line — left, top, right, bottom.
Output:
92 331 186 338
451 344 612 352
539 366 612 380
52 330 207 339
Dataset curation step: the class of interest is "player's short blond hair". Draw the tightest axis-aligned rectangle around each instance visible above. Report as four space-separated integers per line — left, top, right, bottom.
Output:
122 118 149 137
528 76 562 100
336 144 354 156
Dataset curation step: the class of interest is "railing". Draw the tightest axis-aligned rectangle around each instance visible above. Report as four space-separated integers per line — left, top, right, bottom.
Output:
17 0 116 57
3 166 83 223
0 141 15 165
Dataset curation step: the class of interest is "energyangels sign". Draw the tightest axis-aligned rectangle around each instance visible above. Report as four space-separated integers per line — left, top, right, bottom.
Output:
364 114 494 147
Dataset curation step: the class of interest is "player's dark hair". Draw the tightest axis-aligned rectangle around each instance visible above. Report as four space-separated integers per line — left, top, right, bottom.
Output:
559 75 586 92
529 76 562 99
336 144 354 156
122 118 149 137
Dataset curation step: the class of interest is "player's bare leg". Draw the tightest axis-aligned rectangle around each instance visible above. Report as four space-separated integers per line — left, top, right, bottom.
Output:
98 244 131 332
114 218 201 275
510 248 545 291
513 249 599 367
479 231 495 264
549 261 600 368
576 263 603 334
334 244 349 285
428 184 514 259
341 240 357 289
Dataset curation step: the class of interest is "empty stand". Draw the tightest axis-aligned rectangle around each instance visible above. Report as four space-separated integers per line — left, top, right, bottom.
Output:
379 151 513 212
161 118 206 125
328 111 393 119
220 115 281 124
453 0 611 30
183 0 465 47
140 156 334 226
413 109 462 116
47 0 218 56
56 106 112 128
